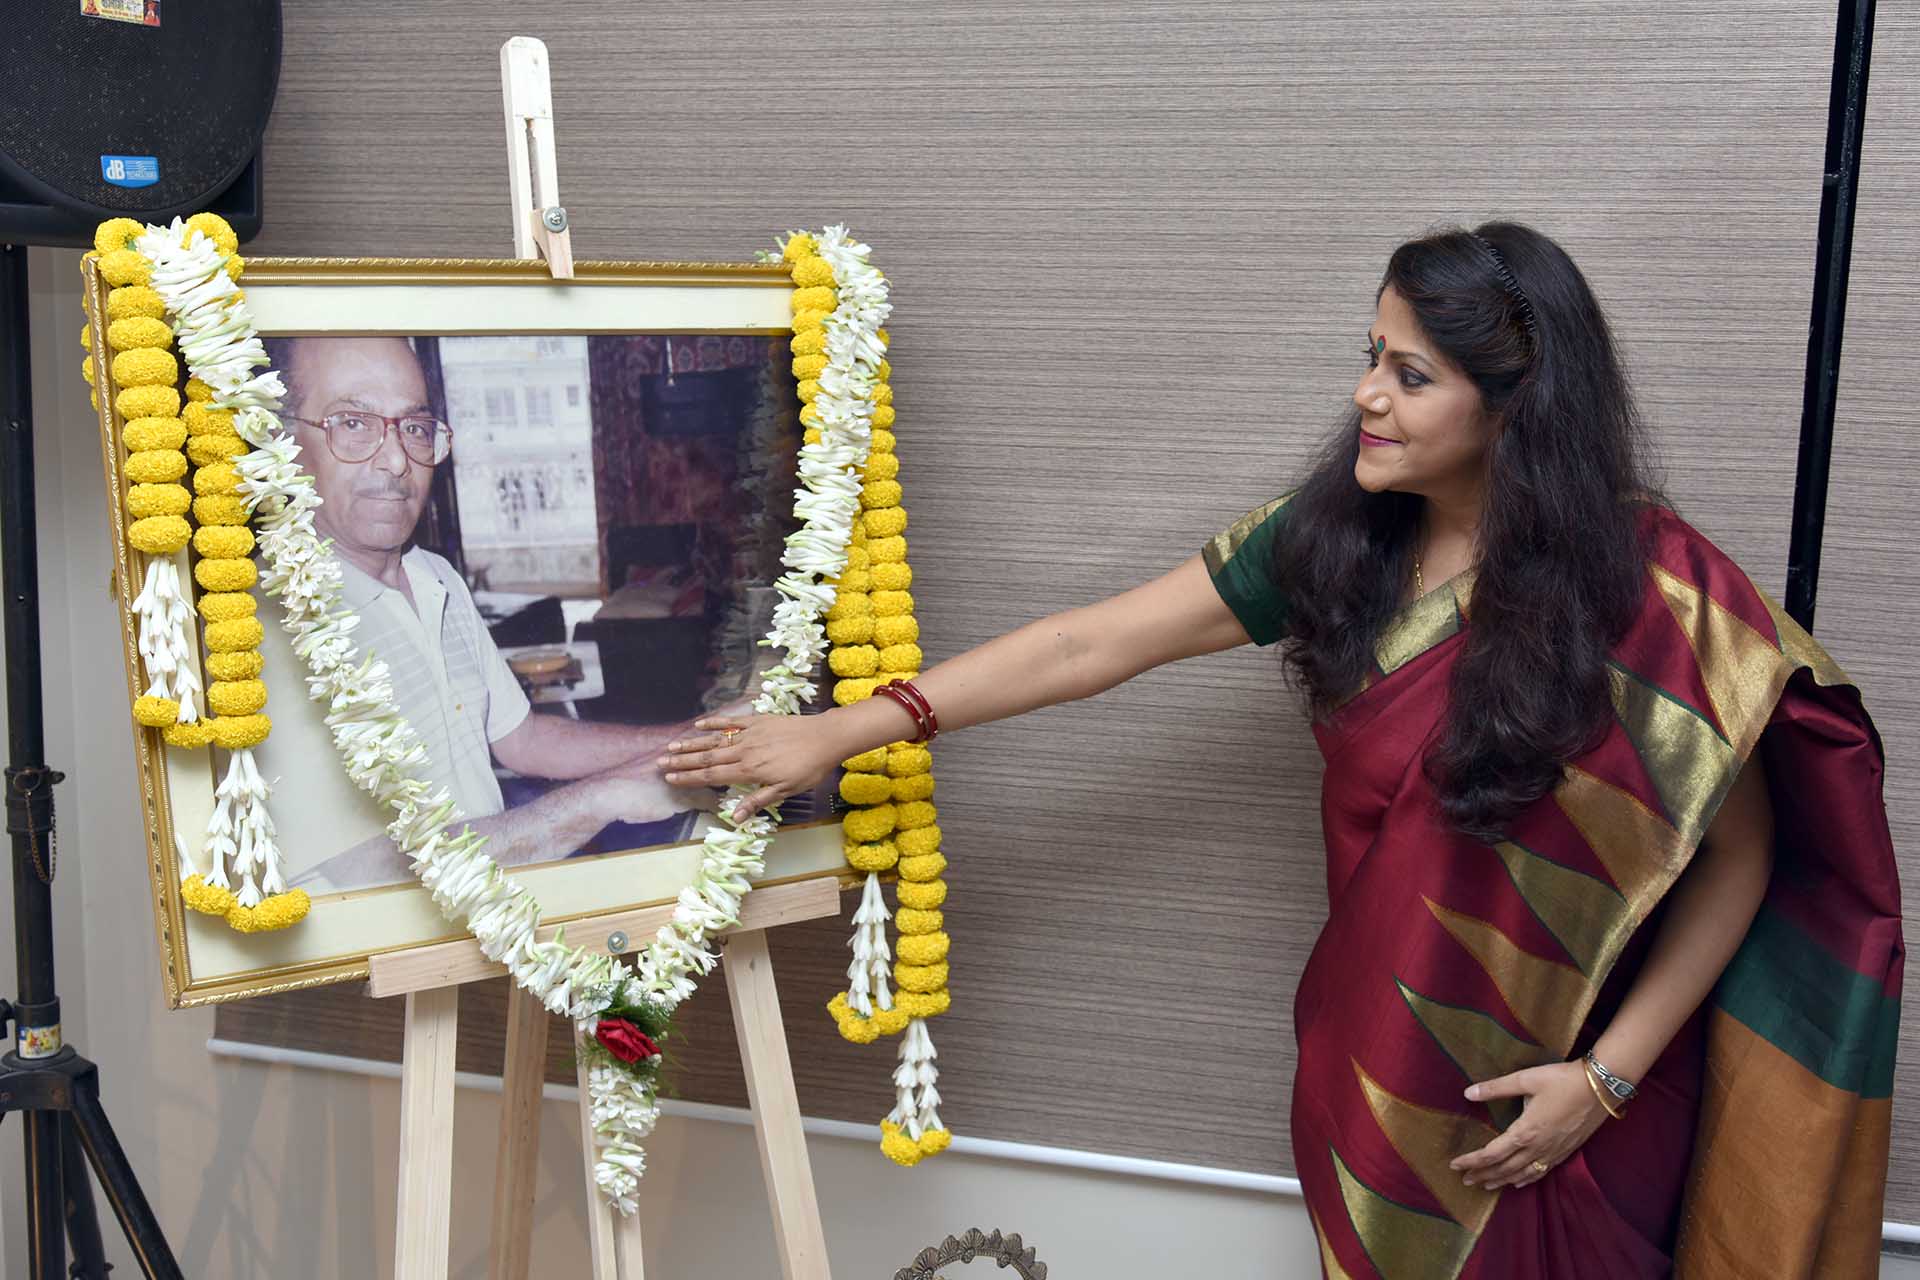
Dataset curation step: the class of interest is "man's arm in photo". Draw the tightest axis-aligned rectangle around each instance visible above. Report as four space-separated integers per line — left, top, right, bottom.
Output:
490 710 695 782
472 585 749 784
295 761 710 889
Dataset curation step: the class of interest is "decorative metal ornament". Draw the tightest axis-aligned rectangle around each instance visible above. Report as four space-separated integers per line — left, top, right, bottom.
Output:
894 1228 1046 1280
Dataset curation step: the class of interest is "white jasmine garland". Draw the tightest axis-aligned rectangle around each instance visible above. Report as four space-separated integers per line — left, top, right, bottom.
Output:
139 224 291 909
134 217 892 1214
846 872 894 1017
209 747 279 905
887 1017 944 1141
130 558 200 717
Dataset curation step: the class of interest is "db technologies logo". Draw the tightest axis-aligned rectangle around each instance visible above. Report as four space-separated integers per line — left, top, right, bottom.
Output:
100 155 160 189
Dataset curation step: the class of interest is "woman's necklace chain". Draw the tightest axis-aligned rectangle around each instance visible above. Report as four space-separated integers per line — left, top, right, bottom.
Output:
1414 544 1426 597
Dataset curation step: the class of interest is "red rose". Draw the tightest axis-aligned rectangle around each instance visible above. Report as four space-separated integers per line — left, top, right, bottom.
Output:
595 1018 659 1065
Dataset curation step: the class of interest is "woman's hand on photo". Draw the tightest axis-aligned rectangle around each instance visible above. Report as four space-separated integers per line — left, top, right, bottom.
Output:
659 699 753 756
660 712 846 820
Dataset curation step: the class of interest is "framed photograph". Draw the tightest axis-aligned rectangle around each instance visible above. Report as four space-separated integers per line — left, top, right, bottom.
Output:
86 257 853 1007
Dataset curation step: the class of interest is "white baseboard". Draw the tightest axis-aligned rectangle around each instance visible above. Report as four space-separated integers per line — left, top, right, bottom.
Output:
204 1035 1920 1245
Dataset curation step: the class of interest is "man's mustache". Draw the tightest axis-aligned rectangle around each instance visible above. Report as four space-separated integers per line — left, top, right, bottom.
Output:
352 483 414 500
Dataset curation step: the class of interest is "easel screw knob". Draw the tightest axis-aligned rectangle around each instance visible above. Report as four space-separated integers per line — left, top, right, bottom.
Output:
605 930 628 954
541 206 569 233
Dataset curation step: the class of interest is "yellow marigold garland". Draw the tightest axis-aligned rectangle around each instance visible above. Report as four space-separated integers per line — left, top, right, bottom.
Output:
81 214 306 933
780 229 952 1166
89 219 199 731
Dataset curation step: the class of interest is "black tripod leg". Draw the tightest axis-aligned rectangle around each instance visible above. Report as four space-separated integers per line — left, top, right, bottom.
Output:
65 1083 182 1280
61 1113 112 1278
24 1110 68 1280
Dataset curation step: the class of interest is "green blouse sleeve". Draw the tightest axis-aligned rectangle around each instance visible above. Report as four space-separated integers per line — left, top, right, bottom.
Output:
1202 494 1294 646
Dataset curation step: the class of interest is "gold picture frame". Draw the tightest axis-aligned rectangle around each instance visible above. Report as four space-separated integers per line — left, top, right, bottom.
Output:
84 255 856 1008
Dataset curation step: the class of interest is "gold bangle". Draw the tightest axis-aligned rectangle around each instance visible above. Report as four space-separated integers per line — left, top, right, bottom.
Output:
1583 1059 1626 1120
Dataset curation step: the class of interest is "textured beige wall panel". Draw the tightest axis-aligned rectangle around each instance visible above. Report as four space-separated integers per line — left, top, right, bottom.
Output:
1808 1 1920 1222
213 0 1919 1218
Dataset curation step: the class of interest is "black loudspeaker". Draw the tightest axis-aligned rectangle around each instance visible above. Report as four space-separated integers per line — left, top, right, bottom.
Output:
0 0 281 248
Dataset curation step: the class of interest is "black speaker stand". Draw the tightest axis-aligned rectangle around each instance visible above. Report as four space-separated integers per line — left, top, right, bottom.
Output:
0 244 183 1278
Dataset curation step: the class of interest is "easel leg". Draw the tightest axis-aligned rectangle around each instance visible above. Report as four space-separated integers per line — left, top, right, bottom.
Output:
574 1050 646 1280
725 929 831 1280
488 984 547 1280
394 987 460 1280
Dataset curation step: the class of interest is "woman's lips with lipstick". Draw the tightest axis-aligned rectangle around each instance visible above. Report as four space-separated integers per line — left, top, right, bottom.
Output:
1359 426 1402 448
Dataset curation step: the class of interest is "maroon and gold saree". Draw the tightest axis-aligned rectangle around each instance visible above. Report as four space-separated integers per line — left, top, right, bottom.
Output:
1204 499 1901 1278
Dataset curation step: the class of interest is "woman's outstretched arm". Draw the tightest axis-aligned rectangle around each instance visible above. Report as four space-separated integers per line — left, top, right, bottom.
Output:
660 553 1256 813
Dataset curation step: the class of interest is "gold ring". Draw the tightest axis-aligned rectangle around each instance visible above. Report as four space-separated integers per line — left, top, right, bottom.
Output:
723 728 742 745
1529 1159 1549 1176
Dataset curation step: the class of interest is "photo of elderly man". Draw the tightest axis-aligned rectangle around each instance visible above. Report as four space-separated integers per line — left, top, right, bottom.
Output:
252 334 741 893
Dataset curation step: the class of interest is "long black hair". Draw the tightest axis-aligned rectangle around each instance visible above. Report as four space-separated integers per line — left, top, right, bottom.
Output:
1274 221 1664 842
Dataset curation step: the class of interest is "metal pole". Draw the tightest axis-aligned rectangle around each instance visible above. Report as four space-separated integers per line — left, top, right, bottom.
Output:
1 245 55 1024
0 244 184 1280
1785 0 1876 630
60 1117 111 1279
1 242 70 1280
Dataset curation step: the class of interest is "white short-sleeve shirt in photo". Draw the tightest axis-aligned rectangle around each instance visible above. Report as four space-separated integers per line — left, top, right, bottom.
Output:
342 547 530 816
254 546 530 892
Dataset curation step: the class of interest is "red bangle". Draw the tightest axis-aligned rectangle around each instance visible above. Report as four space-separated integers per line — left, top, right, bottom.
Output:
890 679 939 741
872 682 928 742
889 680 938 742
874 679 937 743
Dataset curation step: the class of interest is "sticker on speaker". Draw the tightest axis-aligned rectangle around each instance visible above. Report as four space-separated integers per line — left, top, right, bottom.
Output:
101 155 161 189
81 0 160 26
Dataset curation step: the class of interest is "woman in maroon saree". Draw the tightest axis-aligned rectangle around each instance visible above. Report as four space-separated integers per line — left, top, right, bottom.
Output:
1241 496 1899 1277
664 222 1901 1278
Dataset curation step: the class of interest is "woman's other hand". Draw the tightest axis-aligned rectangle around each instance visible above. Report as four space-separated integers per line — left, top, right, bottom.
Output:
1447 1062 1611 1190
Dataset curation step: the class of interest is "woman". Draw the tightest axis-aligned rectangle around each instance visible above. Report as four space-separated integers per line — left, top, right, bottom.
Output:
662 223 1901 1278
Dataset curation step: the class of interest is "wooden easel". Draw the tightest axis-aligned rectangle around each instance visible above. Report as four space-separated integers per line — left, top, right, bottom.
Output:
369 37 837 1280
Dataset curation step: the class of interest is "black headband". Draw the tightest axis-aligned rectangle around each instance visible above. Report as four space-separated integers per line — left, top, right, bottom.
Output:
1469 233 1538 341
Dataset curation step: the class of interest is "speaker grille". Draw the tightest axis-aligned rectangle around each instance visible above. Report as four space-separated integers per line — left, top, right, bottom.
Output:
0 0 280 218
